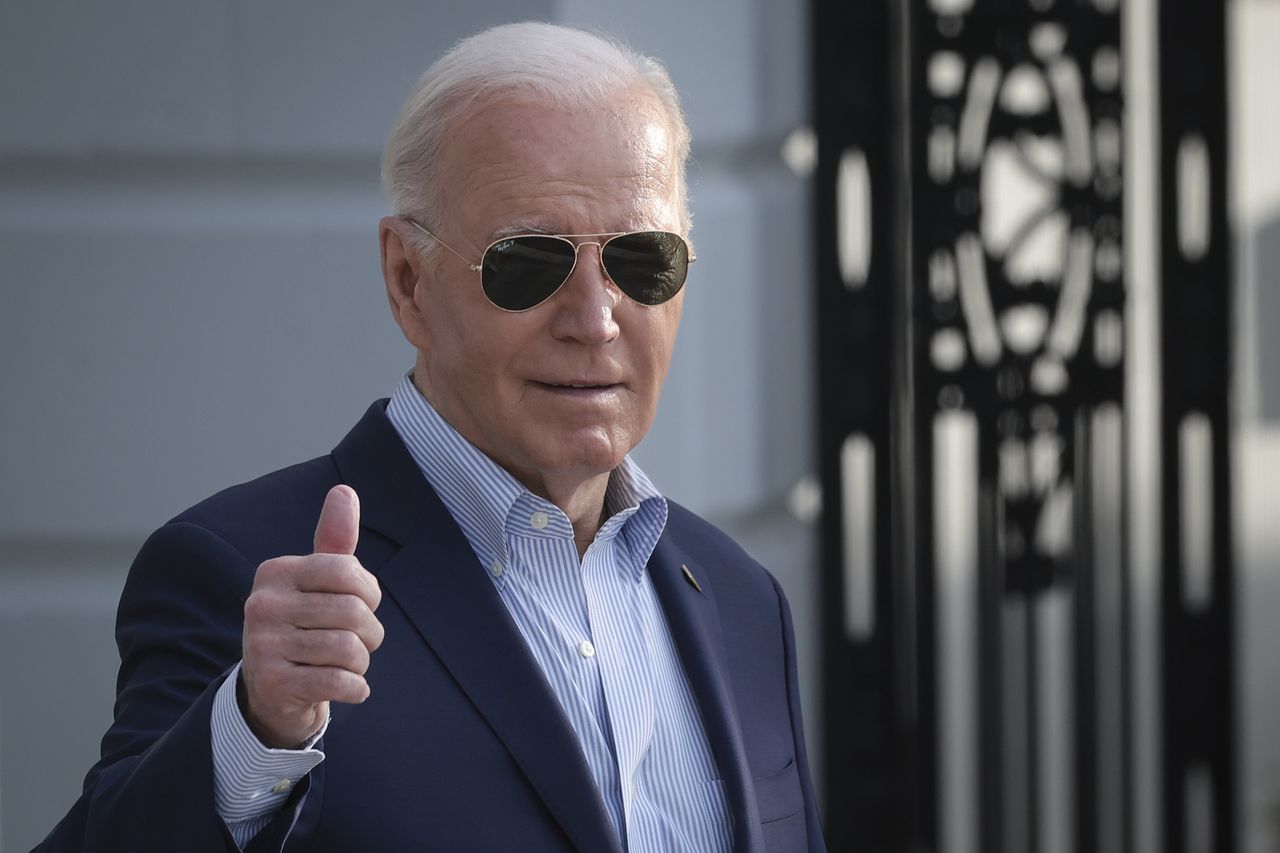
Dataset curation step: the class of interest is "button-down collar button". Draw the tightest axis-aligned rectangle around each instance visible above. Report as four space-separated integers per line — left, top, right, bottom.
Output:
271 779 293 794
530 511 550 530
579 639 596 658
488 559 504 578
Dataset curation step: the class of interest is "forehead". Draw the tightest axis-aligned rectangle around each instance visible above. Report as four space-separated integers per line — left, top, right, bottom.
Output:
437 93 681 237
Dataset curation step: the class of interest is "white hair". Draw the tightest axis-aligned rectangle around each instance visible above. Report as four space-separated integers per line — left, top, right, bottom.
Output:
380 22 692 249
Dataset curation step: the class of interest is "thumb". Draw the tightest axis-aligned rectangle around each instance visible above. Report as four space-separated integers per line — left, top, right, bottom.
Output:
313 484 360 555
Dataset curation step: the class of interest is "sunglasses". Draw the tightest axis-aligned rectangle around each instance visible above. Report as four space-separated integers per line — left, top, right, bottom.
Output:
405 219 694 312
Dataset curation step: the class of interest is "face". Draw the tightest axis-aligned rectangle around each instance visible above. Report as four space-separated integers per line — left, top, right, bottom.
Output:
381 93 686 499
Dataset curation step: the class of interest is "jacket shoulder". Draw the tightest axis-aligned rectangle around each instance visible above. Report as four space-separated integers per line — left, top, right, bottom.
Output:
167 454 342 565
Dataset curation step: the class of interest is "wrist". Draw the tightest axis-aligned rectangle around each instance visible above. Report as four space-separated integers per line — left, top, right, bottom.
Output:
236 670 321 749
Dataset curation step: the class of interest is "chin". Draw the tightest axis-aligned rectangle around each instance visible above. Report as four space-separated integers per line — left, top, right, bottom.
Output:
540 426 632 475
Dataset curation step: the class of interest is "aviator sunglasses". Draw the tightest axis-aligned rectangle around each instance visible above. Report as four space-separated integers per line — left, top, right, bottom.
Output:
405 218 694 312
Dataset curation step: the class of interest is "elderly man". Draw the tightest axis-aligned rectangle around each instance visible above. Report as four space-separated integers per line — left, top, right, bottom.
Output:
38 22 823 853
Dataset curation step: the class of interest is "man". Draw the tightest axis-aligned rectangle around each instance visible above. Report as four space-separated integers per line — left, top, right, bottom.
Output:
38 22 823 853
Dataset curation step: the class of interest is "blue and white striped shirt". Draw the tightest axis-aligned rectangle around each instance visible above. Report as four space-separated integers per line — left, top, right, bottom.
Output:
211 376 731 851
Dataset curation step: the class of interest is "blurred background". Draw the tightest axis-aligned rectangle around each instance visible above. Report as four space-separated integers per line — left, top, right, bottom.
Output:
0 0 1273 851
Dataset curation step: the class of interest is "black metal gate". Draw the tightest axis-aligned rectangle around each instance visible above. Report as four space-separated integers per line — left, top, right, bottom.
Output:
813 0 1236 850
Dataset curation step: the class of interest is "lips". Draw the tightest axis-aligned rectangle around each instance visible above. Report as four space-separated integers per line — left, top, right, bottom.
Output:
532 380 624 396
534 377 622 388
544 382 616 389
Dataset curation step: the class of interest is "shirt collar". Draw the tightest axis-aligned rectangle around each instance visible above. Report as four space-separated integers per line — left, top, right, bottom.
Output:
604 459 669 580
384 374 667 582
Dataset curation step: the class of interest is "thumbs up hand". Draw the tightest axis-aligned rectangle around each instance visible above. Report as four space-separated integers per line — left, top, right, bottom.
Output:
240 485 384 748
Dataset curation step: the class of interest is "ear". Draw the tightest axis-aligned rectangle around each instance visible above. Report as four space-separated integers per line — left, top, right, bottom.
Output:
380 216 431 349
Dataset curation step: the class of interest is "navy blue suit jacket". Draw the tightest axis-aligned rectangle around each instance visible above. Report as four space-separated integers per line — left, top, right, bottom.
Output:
38 401 824 852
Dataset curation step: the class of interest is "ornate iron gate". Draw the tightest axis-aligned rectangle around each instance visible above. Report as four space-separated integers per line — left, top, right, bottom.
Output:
813 0 1235 850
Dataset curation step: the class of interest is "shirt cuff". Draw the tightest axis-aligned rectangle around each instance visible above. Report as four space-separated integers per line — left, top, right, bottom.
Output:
210 661 328 838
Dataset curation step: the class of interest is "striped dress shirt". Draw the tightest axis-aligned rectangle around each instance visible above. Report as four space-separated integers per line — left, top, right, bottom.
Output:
211 375 732 851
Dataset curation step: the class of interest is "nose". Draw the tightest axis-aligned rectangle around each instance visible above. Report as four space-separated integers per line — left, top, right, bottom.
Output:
547 242 622 344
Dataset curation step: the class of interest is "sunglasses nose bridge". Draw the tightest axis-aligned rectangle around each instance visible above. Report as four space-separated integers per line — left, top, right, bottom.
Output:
565 239 614 288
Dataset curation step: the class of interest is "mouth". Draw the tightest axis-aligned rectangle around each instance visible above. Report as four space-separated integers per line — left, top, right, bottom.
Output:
532 380 623 395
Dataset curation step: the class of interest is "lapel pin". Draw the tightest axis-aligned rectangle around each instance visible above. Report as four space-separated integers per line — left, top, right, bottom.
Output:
681 564 702 593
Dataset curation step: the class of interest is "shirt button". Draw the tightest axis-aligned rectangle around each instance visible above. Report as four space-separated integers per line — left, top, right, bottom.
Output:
578 639 596 658
488 559 504 578
271 779 293 794
530 511 549 529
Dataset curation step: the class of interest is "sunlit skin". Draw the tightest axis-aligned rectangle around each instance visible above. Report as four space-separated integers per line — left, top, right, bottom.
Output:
380 91 686 557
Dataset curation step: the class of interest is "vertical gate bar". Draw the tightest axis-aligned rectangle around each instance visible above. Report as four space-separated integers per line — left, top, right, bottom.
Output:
906 0 942 847
812 0 915 848
1156 0 1236 851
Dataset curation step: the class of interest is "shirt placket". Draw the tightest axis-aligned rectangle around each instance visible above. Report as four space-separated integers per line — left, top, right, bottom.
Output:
507 505 630 841
581 537 656 847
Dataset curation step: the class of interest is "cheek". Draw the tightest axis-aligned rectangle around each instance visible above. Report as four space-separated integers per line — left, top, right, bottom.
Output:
416 277 482 356
411 278 444 347
649 305 683 373
629 312 682 418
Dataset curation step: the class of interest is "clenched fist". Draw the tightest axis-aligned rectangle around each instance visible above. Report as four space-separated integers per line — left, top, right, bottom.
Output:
240 485 385 748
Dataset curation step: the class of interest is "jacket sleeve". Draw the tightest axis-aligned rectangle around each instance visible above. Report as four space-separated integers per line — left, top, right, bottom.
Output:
33 521 314 853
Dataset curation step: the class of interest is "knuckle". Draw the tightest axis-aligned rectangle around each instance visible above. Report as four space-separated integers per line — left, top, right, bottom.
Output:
334 558 376 601
335 594 366 626
338 557 363 584
245 589 290 628
322 555 354 585
346 562 376 603
343 630 366 658
329 630 356 663
252 560 274 585
254 556 290 585
243 591 272 623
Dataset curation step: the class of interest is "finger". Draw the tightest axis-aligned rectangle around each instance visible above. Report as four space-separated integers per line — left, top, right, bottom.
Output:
288 555 381 611
281 628 372 674
313 484 360 556
280 592 385 650
286 664 371 705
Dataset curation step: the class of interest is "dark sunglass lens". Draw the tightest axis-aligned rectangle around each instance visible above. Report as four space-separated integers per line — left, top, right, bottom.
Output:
482 236 577 310
601 232 688 305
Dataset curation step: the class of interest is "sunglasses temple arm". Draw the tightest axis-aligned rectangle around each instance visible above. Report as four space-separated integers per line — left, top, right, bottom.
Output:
405 219 482 270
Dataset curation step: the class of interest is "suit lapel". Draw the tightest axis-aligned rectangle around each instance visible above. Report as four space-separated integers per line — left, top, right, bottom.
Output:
648 535 766 853
332 403 623 853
